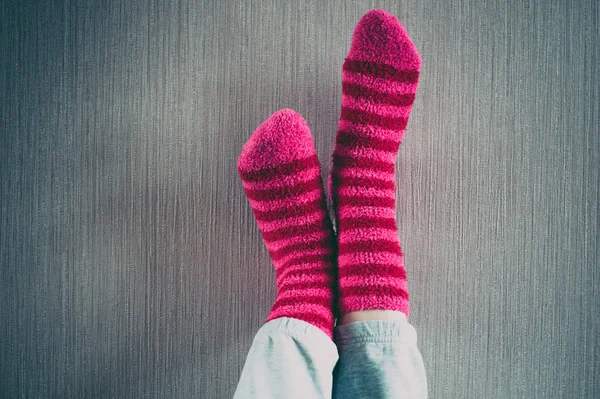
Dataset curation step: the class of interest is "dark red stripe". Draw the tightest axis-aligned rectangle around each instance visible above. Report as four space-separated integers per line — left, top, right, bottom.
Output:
338 239 402 256
341 284 409 299
343 59 419 83
278 254 335 270
339 263 407 280
261 218 329 241
252 198 324 222
239 154 319 182
244 175 322 202
342 82 416 106
332 154 395 174
331 173 395 190
270 295 333 312
338 216 397 232
341 106 408 131
271 237 333 261
335 195 395 208
336 129 401 153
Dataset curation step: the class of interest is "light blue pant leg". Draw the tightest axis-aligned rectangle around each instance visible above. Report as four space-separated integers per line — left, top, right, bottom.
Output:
233 317 339 399
332 314 428 398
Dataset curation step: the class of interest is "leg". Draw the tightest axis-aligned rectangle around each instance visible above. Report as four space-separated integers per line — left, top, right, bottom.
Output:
235 109 339 398
329 8 421 318
332 315 427 398
329 9 427 397
234 317 338 399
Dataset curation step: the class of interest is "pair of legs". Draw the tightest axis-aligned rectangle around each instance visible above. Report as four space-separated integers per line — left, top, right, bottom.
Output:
234 315 426 398
235 10 426 398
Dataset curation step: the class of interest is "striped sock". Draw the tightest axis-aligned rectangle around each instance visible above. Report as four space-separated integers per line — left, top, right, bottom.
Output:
329 10 421 316
238 109 337 339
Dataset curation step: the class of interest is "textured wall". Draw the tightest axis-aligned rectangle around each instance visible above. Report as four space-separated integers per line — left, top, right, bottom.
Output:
1 0 599 398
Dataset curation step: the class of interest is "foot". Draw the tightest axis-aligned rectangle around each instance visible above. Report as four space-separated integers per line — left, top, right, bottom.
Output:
330 9 422 318
238 109 337 338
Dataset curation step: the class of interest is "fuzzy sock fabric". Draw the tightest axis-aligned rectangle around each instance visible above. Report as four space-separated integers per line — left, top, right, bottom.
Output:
329 9 421 316
238 109 337 339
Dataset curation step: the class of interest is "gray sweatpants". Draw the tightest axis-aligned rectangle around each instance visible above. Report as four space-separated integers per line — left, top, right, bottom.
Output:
234 315 427 398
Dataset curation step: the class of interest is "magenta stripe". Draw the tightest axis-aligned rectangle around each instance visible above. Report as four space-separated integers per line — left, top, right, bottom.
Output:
276 264 334 285
331 173 395 190
336 129 401 153
249 189 322 212
335 195 395 208
338 251 404 266
332 143 398 166
277 253 334 270
342 96 415 121
334 205 395 219
278 279 334 293
343 59 419 83
338 228 399 246
336 186 395 200
332 166 396 182
252 198 324 222
338 239 402 256
270 295 332 312
332 144 398 166
342 81 416 106
265 230 329 253
341 106 408 131
332 154 395 174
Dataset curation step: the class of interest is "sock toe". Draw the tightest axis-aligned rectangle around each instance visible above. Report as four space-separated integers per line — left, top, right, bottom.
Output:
348 9 421 70
238 109 315 172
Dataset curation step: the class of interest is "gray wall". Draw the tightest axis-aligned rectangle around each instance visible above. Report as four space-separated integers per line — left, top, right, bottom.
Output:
1 0 598 398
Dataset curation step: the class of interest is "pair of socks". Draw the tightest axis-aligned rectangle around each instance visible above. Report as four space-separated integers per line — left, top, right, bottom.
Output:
238 9 421 339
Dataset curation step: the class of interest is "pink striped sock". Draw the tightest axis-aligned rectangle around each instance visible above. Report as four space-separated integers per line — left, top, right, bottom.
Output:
329 10 421 316
238 109 337 339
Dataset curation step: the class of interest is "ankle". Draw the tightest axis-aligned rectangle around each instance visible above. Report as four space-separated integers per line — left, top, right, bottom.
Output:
338 309 407 325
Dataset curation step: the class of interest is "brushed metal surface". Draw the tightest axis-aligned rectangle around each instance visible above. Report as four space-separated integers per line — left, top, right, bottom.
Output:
1 0 598 397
